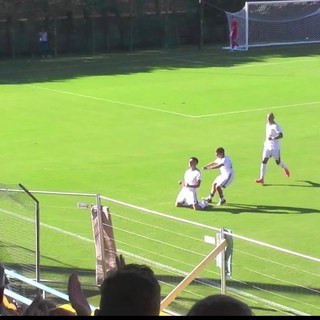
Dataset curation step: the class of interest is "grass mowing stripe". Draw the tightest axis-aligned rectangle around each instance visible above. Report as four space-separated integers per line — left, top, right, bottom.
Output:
4 81 320 119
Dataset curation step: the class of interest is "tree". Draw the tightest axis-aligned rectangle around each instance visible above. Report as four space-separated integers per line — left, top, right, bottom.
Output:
0 0 28 58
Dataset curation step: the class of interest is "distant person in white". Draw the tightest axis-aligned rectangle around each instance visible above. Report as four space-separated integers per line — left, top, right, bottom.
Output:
255 112 290 184
175 157 208 210
202 147 234 206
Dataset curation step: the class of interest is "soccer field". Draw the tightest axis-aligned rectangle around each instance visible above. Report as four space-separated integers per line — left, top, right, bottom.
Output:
1 44 319 315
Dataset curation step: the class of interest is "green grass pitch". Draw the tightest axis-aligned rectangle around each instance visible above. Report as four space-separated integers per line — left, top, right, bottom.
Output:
1 44 319 315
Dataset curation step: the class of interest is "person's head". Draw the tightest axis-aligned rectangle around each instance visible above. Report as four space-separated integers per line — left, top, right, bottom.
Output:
188 157 199 169
215 147 225 158
120 263 156 278
267 112 275 124
186 294 253 316
94 264 161 316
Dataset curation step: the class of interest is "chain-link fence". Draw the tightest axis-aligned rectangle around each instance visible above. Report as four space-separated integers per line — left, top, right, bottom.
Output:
0 0 235 58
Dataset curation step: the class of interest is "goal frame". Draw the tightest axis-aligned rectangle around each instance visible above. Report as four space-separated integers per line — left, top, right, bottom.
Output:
225 0 320 51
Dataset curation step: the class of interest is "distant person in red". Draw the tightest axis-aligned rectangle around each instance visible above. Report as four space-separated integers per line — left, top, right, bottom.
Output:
230 17 239 51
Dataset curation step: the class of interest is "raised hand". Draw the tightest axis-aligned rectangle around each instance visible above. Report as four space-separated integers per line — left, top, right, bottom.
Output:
68 273 91 316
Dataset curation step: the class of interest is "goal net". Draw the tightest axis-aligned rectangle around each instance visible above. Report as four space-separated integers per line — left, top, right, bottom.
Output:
225 0 320 50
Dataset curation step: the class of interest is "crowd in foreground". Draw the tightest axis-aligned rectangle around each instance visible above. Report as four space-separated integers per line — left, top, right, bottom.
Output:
0 256 253 316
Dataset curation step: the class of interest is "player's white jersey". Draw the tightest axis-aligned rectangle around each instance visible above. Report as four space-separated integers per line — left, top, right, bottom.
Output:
184 168 201 188
215 155 233 176
264 122 282 150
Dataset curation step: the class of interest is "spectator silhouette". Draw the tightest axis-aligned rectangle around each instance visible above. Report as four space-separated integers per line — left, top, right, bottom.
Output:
94 263 161 316
67 254 125 316
68 254 161 316
186 294 253 316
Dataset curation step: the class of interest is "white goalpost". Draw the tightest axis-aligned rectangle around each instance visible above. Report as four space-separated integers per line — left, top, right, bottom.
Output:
225 0 320 51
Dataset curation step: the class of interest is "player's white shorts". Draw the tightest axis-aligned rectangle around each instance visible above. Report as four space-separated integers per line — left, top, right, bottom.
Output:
262 147 280 160
176 187 198 205
214 172 234 188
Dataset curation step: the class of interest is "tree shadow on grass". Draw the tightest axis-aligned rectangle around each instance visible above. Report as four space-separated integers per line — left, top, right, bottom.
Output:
1 44 320 85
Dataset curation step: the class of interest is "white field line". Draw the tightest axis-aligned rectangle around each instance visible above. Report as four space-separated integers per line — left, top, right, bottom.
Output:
18 83 320 119
22 83 191 117
0 207 93 243
1 55 319 118
196 101 320 118
165 55 320 68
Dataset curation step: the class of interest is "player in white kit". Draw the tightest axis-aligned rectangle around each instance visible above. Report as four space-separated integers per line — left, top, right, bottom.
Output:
202 147 234 206
175 157 208 210
255 113 290 184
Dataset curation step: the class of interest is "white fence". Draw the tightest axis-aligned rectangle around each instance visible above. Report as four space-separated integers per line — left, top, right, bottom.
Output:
1 187 319 316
